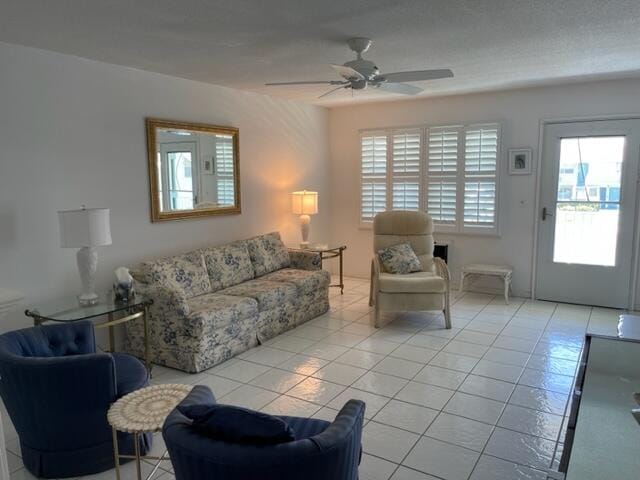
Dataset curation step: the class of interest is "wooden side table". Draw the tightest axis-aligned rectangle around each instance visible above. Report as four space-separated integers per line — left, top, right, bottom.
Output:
291 244 347 294
25 293 153 373
460 264 513 304
108 384 192 480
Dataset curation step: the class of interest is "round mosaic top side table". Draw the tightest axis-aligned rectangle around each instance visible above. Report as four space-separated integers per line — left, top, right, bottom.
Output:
108 384 193 480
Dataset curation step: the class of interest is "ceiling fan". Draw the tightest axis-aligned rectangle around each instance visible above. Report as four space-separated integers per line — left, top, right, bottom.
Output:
265 37 453 98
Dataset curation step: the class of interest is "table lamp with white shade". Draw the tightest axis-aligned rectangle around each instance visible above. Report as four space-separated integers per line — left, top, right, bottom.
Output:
291 190 318 248
58 207 112 306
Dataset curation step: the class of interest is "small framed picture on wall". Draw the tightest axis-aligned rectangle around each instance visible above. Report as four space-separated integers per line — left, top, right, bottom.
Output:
508 148 532 175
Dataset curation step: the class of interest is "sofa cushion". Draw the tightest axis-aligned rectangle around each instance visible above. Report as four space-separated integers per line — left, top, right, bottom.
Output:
378 271 446 294
262 269 330 296
378 243 422 274
139 252 211 298
186 293 259 332
201 242 255 291
219 278 298 311
245 232 290 277
178 404 296 445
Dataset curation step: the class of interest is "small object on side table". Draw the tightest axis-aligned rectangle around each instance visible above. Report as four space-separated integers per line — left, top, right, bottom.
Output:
108 384 193 480
113 266 135 301
460 263 513 304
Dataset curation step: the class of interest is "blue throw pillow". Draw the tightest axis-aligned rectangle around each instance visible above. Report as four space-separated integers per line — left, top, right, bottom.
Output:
178 404 296 445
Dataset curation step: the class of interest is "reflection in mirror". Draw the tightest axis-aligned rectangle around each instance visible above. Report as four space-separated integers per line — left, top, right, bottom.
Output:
146 119 240 221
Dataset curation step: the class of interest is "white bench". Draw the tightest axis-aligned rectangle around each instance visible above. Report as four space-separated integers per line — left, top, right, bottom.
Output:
460 264 513 304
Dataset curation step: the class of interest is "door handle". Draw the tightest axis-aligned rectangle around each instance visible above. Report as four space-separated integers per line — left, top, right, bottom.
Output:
542 207 553 221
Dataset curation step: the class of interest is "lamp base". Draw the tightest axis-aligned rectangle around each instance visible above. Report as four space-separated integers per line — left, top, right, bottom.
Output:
300 241 310 249
76 246 99 306
299 214 311 247
77 293 99 307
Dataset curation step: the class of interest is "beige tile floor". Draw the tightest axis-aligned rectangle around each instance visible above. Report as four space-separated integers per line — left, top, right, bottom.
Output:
4 275 622 480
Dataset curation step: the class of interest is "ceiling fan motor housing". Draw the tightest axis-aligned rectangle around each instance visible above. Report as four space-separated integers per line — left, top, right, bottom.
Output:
344 59 380 83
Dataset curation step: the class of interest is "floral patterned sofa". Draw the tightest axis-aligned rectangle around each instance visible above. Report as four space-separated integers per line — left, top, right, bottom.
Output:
124 232 330 373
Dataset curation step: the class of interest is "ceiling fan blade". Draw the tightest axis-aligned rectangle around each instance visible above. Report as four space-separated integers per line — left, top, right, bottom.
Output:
319 85 349 99
377 82 423 96
377 69 454 83
265 80 345 86
330 64 365 81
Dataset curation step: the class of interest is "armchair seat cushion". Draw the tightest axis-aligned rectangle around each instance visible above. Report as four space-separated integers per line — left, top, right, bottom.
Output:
278 416 330 440
187 293 259 331
378 271 446 294
219 278 298 311
178 404 297 445
262 269 331 295
113 352 149 397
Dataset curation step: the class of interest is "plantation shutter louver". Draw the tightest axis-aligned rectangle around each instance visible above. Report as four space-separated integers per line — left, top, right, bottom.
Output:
426 126 461 227
215 135 235 205
463 124 499 228
391 131 421 211
360 133 387 223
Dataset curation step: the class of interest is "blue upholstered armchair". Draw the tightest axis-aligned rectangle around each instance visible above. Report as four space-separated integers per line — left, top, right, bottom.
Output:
163 385 365 480
0 321 152 478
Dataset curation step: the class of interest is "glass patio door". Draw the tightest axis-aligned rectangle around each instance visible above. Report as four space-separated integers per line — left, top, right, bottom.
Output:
535 119 640 308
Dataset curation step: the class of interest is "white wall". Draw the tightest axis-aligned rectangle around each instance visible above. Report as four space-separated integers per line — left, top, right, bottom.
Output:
0 42 330 332
328 78 640 299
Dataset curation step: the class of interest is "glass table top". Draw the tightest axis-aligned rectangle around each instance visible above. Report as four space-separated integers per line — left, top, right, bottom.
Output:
25 292 150 322
289 244 346 252
566 336 640 480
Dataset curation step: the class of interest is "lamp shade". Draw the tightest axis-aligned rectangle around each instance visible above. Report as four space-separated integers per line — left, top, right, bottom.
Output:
291 191 318 215
58 208 112 248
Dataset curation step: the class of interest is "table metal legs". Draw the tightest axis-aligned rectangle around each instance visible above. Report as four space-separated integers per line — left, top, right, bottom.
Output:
143 305 151 373
339 250 344 294
133 433 142 480
112 427 121 480
111 429 168 480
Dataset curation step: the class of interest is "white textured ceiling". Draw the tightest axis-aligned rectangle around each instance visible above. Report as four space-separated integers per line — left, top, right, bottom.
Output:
2 0 640 106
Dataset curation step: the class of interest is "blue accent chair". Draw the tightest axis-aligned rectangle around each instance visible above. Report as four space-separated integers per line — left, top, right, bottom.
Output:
163 385 365 480
0 321 152 478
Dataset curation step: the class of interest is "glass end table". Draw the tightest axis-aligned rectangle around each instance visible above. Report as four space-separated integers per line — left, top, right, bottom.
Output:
25 293 153 372
289 244 346 294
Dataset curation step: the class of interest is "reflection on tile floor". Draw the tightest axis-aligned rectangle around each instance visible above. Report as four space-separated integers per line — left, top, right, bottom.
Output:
4 276 622 480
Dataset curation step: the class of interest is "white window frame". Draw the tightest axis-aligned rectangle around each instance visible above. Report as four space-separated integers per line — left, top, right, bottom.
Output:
359 122 502 235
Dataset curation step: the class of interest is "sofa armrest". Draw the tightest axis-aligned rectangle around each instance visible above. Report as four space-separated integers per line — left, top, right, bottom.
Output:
288 249 322 271
134 280 190 317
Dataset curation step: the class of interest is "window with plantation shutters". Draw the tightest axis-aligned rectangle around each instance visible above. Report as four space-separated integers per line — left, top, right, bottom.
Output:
360 133 387 223
215 135 235 205
391 131 421 211
359 122 500 234
427 126 461 228
463 124 499 229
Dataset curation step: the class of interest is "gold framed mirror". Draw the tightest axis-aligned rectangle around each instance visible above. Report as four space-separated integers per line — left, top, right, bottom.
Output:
146 118 241 222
